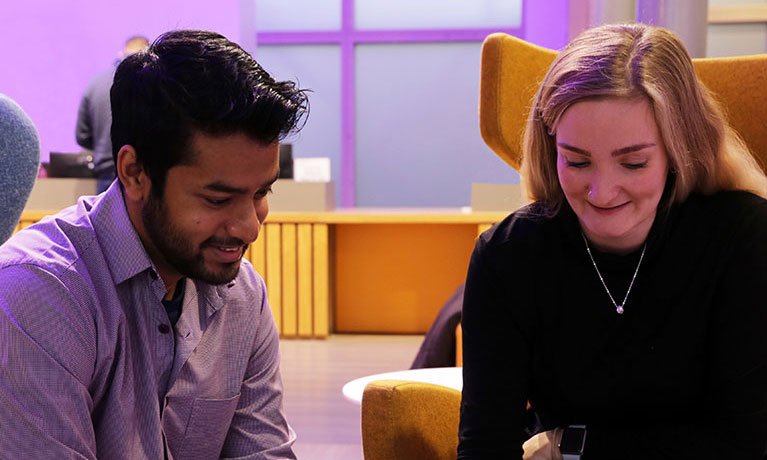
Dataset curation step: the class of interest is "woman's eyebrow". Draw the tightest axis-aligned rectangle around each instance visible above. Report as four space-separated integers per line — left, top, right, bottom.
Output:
557 142 590 155
556 142 656 156
612 143 656 156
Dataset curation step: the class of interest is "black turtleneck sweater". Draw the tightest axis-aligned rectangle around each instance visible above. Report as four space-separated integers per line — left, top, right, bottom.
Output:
457 190 767 460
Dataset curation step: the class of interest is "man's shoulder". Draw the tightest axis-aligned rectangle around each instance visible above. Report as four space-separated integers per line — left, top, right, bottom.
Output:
84 66 117 95
0 202 98 280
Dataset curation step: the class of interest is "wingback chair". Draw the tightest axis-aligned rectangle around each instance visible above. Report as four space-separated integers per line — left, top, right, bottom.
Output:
361 380 462 460
360 33 767 460
480 32 767 172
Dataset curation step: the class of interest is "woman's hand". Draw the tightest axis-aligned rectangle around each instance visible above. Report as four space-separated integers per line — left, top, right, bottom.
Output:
522 428 563 460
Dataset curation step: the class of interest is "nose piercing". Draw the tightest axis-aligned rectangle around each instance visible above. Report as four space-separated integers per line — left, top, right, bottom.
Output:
588 189 595 200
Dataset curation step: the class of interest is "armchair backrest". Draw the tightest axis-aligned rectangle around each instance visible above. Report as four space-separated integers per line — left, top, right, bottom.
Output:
0 94 40 244
361 379 461 460
479 33 767 173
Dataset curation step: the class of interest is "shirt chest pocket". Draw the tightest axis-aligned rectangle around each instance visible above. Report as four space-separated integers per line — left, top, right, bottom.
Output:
176 393 241 460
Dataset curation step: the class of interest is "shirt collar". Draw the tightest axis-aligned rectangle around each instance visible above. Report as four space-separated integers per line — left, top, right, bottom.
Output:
88 180 157 285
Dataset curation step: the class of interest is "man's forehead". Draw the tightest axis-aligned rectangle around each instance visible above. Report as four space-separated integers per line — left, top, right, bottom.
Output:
184 131 278 163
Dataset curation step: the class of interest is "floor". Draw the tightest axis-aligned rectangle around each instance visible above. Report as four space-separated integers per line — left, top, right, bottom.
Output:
279 334 424 460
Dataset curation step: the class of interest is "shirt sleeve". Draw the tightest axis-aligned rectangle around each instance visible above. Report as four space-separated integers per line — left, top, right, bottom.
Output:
583 200 767 460
220 276 297 460
457 236 532 460
0 264 98 459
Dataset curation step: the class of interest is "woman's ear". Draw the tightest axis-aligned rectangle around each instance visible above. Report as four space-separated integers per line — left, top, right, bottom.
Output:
116 145 151 203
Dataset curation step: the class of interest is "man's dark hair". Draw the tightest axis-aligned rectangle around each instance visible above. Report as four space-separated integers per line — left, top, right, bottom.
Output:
110 29 307 195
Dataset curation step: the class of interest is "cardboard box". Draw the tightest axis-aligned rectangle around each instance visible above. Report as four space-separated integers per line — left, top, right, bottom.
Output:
270 179 335 212
471 183 527 212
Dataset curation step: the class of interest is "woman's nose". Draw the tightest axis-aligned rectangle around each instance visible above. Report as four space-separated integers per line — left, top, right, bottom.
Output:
587 172 620 205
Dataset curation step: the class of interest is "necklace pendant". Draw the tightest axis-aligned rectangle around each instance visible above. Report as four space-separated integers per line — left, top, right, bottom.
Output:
616 305 624 315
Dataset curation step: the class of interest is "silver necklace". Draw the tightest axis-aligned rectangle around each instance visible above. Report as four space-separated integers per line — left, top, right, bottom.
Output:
581 233 647 315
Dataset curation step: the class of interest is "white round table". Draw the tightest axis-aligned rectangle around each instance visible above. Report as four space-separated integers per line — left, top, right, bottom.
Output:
342 366 462 404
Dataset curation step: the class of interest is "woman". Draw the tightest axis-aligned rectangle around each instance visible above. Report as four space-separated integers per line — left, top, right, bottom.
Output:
458 23 767 460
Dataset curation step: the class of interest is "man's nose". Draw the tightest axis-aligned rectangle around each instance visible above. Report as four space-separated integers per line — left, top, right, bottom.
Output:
227 203 260 245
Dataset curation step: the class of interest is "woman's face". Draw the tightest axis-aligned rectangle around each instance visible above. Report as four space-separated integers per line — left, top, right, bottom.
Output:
556 97 669 253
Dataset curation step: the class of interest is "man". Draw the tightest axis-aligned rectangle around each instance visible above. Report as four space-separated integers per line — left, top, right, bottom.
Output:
0 30 307 459
76 35 148 193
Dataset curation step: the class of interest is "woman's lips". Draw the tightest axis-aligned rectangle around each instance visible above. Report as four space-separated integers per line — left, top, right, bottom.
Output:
588 201 629 214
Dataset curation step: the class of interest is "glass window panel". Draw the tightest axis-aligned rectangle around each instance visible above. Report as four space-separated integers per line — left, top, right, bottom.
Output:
355 0 522 30
707 24 767 57
255 45 342 204
256 0 341 31
355 42 518 208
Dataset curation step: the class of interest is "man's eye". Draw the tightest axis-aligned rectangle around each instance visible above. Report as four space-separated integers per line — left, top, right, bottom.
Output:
255 187 273 199
205 197 230 206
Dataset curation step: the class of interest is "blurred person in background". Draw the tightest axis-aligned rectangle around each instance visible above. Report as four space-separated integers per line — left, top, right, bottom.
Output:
76 35 148 193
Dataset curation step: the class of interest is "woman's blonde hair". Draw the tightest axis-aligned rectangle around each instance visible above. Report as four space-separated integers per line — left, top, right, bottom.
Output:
521 23 767 211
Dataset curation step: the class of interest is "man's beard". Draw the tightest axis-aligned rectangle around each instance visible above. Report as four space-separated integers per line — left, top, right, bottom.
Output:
141 192 246 285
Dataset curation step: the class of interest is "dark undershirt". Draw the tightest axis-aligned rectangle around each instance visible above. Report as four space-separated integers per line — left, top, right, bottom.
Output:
160 277 185 460
161 278 185 327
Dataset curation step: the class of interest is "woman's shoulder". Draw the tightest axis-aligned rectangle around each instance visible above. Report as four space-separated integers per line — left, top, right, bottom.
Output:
680 190 767 223
478 201 565 252
673 190 767 247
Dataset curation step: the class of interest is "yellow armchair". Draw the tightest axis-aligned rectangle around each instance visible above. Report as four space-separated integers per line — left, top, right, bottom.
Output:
361 380 462 460
479 33 767 172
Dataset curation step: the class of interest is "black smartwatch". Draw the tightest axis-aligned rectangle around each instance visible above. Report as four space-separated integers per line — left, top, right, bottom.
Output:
558 425 587 460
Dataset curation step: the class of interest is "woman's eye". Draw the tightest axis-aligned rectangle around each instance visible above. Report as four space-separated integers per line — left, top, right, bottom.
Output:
623 161 648 170
566 160 589 169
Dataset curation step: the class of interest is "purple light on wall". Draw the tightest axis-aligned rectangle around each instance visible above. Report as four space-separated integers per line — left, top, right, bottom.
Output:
0 1 245 165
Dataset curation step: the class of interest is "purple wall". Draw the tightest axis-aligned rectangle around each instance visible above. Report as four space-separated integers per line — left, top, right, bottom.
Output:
0 1 246 163
525 0 570 50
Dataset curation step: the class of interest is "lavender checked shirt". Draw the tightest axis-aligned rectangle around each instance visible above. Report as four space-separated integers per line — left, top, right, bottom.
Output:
0 182 297 459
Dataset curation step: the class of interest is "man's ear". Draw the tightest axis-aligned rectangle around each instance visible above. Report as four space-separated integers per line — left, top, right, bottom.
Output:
116 145 151 203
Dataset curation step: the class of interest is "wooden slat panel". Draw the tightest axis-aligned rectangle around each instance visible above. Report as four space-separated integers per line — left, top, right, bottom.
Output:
252 225 267 279
312 224 329 338
297 224 314 337
281 224 298 337
13 216 40 235
265 223 282 333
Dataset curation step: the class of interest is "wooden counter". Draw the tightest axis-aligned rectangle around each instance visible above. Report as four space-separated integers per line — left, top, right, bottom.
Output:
17 209 508 338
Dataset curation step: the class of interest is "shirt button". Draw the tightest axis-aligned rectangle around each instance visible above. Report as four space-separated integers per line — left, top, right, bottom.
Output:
158 324 171 334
